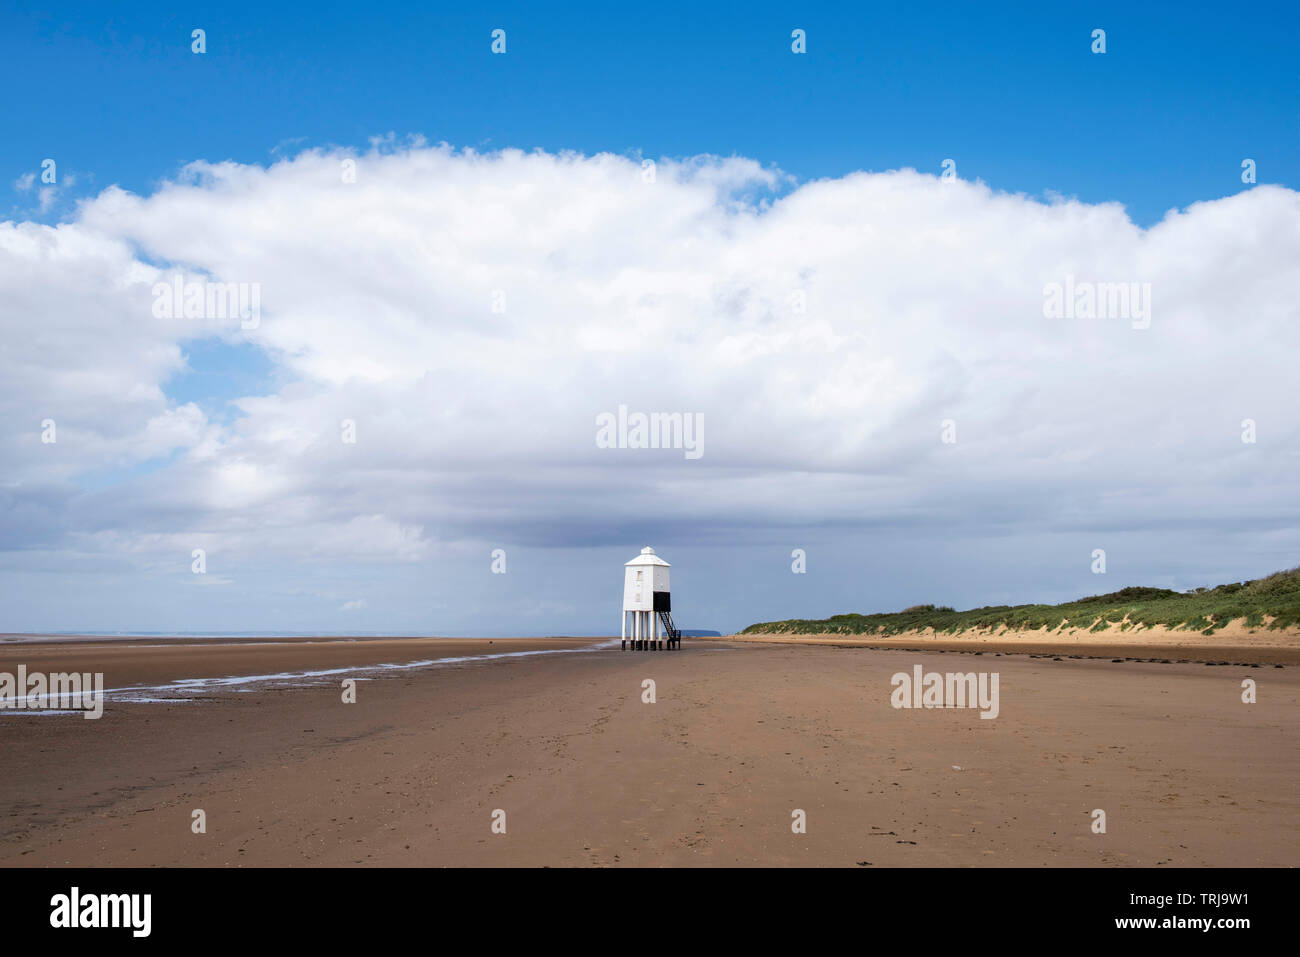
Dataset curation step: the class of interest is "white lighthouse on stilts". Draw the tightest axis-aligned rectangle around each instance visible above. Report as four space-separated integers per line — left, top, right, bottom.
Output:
621 546 681 651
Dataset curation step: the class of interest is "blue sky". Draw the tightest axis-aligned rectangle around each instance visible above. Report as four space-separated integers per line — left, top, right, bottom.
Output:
2 2 1299 635
5 1 1297 227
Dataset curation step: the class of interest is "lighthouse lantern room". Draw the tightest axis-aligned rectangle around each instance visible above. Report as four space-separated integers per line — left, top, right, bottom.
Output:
622 547 681 650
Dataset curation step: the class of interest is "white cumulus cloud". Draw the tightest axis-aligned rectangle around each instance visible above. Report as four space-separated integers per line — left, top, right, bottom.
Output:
1 142 1297 631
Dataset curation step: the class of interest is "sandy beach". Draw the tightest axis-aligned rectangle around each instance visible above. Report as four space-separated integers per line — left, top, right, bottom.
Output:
706 624 1300 666
1 633 1296 867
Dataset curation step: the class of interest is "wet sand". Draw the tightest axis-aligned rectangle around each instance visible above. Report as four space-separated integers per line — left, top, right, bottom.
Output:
1 637 1296 866
0 636 596 691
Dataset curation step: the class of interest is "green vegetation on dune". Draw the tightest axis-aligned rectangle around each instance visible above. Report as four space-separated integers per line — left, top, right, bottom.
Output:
742 567 1300 637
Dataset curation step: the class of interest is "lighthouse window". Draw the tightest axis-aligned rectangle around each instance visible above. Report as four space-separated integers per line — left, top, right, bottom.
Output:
636 570 644 581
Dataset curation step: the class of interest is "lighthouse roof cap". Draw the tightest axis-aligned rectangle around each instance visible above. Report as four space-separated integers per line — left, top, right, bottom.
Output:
625 545 670 567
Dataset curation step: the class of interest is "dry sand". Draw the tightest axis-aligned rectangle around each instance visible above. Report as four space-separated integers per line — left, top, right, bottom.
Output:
1 635 1296 867
709 622 1300 665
